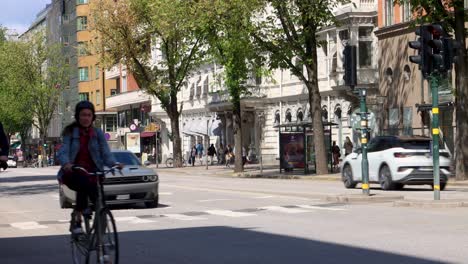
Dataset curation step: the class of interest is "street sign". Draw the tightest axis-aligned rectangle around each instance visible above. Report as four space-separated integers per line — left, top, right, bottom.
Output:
350 109 375 131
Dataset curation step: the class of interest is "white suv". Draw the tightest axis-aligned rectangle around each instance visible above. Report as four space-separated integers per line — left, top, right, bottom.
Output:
341 136 453 190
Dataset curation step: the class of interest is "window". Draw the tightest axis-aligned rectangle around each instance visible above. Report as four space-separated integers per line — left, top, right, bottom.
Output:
96 90 101 105
189 83 194 99
77 16 87 31
105 116 117 132
403 107 413 135
77 0 88 4
78 67 89 81
385 0 394 26
285 110 292 123
402 2 411 22
203 76 209 96
297 109 304 122
358 27 373 68
322 106 328 122
63 35 69 46
121 76 127 92
77 42 87 56
95 66 100 80
274 110 280 125
79 92 89 101
90 91 94 104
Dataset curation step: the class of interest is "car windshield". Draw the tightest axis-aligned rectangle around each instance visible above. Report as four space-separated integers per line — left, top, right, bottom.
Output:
398 139 445 150
112 152 141 166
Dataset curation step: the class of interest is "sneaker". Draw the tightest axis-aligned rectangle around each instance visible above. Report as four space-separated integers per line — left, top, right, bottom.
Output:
70 221 83 235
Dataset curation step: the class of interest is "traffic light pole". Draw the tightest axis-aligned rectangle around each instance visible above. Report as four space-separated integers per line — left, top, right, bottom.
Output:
359 88 370 196
430 75 441 200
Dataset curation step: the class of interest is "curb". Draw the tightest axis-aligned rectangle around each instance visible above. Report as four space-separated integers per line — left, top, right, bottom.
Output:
325 194 404 203
393 199 468 208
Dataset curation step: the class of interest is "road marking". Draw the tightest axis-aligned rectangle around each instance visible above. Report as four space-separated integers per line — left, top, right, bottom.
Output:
115 216 155 224
260 206 310 214
198 199 232 202
206 210 256 218
253 195 275 199
163 214 206 221
11 221 48 230
159 192 173 195
296 205 346 211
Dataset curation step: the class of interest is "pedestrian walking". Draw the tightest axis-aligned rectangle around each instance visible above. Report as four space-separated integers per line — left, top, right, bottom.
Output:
218 144 225 165
344 136 353 156
331 141 341 172
190 145 197 166
196 142 204 165
207 144 216 165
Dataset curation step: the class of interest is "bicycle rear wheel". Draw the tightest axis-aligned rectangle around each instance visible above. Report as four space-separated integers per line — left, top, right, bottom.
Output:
88 209 119 264
165 158 174 168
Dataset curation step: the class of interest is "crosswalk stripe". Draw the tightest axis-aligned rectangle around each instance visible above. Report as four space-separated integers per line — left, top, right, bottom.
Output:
11 221 48 230
115 216 155 224
198 199 232 202
296 205 346 211
163 214 206 221
159 192 173 195
261 206 310 214
206 210 256 218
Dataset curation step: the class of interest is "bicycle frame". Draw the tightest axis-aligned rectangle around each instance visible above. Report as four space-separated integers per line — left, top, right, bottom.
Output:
71 166 120 264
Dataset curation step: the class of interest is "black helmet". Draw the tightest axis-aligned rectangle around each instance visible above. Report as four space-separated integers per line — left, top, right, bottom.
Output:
74 101 96 122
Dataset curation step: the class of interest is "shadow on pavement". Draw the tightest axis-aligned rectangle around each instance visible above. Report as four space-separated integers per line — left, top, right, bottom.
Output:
0 226 447 264
0 175 56 183
0 183 57 197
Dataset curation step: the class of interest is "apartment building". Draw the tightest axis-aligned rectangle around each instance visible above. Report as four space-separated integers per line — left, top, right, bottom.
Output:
374 0 460 152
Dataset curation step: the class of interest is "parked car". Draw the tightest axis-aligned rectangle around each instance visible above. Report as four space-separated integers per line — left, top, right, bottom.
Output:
7 156 17 168
59 150 159 208
340 136 453 190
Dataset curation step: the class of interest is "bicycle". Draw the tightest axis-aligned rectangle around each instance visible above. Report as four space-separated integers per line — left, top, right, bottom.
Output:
70 165 121 264
165 154 187 168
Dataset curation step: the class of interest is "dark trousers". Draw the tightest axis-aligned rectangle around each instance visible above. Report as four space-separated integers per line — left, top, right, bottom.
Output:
63 173 98 211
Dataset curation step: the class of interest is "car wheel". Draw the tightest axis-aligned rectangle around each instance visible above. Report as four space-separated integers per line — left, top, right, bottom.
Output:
59 188 73 209
145 195 159 208
379 165 395 190
342 164 357 189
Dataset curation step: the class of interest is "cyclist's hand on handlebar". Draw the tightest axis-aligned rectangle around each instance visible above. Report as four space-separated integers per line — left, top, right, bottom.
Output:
63 163 73 173
114 162 124 170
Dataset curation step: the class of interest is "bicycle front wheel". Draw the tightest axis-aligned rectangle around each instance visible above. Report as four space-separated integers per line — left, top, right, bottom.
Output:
89 209 119 264
165 158 174 168
71 216 91 264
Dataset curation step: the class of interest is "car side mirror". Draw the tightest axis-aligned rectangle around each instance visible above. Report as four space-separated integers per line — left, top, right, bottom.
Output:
144 160 151 166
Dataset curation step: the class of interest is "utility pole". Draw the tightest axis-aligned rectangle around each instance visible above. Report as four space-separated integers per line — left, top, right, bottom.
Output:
344 44 369 195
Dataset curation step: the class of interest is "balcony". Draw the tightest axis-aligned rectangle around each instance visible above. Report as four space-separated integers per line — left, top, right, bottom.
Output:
105 65 120 79
106 90 151 109
334 0 377 16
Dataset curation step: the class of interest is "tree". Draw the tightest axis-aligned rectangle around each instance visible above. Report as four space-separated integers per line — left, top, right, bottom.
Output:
0 31 68 162
395 0 468 180
204 0 265 172
252 0 349 175
90 0 208 167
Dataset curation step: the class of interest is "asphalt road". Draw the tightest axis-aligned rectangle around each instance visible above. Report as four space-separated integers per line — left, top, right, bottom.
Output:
1 167 467 264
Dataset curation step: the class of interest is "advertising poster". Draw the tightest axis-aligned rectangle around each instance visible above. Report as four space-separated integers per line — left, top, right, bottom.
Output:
280 133 305 169
126 132 141 153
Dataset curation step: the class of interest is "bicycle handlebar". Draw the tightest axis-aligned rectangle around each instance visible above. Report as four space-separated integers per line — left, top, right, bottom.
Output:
72 165 123 176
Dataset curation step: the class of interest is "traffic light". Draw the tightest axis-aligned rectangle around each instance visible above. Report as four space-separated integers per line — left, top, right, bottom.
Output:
343 45 357 87
427 24 445 72
408 25 432 77
443 37 460 72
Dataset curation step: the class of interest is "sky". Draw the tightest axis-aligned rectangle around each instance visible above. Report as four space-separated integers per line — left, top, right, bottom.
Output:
0 0 51 36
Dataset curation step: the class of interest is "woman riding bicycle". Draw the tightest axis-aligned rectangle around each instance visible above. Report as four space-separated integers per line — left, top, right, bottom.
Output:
57 101 122 235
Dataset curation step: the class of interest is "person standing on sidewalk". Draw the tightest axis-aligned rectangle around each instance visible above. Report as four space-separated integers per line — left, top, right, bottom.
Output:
0 122 9 170
207 144 217 165
343 136 353 156
190 145 197 166
196 142 204 165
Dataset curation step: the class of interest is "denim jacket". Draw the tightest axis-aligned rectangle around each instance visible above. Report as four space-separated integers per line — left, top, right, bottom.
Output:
57 126 116 181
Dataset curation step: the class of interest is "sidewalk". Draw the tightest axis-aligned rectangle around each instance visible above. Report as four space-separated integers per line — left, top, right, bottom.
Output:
149 163 468 207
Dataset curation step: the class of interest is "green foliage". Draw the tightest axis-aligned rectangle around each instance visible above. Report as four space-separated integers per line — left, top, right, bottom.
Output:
205 0 265 111
0 30 69 140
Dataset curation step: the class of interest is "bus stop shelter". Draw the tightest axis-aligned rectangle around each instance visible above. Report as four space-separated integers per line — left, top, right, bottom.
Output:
275 121 337 175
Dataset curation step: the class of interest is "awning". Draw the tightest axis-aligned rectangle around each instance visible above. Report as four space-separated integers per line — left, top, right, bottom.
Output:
141 131 156 138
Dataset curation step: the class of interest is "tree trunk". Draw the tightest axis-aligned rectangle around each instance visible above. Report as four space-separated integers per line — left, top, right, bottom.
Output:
233 104 243 173
454 3 468 180
306 45 328 175
169 97 183 168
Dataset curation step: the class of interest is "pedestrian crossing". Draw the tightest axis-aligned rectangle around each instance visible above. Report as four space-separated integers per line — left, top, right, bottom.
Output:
0 203 347 230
